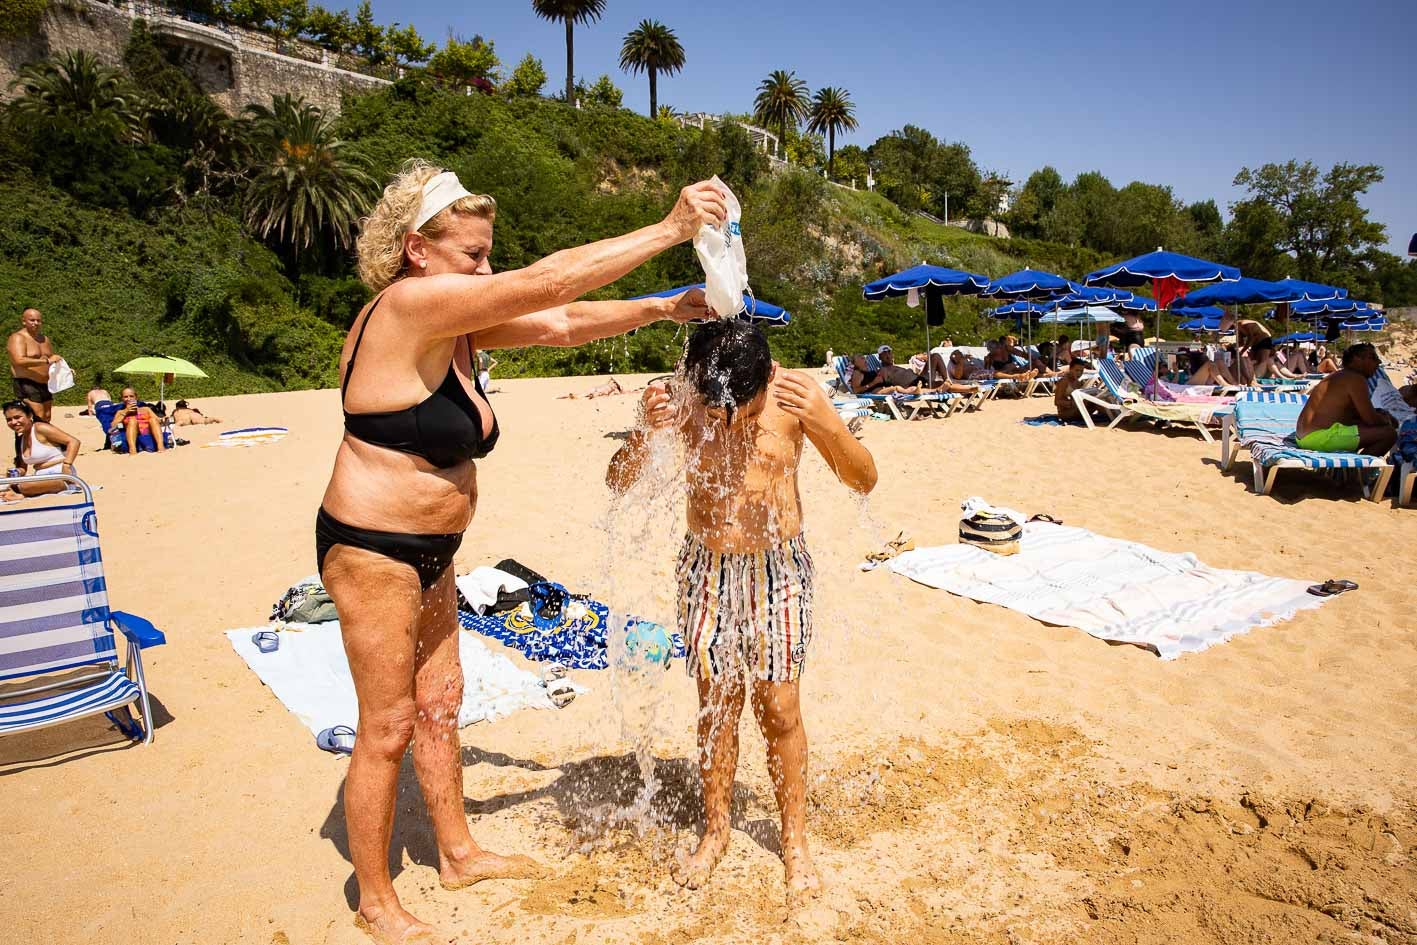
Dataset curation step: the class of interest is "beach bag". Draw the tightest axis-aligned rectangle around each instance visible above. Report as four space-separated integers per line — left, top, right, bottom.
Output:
693 175 747 317
959 511 1022 556
47 358 74 394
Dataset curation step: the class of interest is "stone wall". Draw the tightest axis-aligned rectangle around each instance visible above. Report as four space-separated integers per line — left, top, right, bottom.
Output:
0 0 389 115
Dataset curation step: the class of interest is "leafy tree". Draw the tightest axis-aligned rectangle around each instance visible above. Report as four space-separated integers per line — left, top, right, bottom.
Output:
242 95 376 263
1111 181 1195 256
271 0 309 42
806 86 857 180
968 172 1011 223
655 103 678 124
1232 160 1386 282
504 53 547 97
225 0 281 30
752 69 808 161
1047 171 1118 250
831 144 869 188
1187 199 1223 259
578 73 622 109
1007 166 1064 238
350 0 386 64
783 125 824 172
0 0 49 38
1220 198 1287 281
618 19 685 118
428 33 501 87
302 5 354 52
9 49 144 143
530 0 607 103
385 23 434 66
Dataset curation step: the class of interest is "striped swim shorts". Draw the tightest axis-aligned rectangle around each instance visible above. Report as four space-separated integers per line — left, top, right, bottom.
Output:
676 531 815 683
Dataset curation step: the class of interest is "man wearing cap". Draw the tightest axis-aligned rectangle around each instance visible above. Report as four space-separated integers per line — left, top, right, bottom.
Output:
875 345 923 388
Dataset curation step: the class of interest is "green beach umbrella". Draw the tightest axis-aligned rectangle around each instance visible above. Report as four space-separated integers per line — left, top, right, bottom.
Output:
115 355 207 405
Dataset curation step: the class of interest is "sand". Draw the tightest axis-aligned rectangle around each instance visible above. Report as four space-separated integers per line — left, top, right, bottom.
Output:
2 374 1415 945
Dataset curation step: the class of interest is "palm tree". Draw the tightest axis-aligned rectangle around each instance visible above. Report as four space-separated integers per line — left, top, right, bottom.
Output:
242 95 376 257
9 50 145 143
752 70 808 161
806 86 858 180
530 0 608 104
618 19 685 118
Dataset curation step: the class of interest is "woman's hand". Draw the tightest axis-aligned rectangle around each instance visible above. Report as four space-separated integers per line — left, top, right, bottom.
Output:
638 381 676 430
773 366 836 433
665 287 711 324
663 181 727 243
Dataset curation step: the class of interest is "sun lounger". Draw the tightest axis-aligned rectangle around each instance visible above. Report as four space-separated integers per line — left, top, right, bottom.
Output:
831 355 959 420
1073 359 1219 442
0 475 166 746
1217 391 1308 471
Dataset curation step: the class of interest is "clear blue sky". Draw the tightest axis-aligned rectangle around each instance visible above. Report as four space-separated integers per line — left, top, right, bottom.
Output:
348 0 1416 257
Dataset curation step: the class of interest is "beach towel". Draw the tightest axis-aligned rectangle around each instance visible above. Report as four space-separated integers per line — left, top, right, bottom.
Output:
455 566 528 615
226 621 577 738
888 521 1329 659
204 427 288 448
459 595 687 670
1020 414 1084 427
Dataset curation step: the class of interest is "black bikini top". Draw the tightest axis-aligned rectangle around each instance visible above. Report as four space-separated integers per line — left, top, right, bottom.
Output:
341 297 499 468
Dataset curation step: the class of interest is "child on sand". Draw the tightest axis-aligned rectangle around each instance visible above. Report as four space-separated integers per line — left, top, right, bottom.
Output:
606 320 877 905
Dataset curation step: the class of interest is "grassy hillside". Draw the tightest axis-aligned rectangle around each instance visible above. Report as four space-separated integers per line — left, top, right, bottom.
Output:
0 81 1147 402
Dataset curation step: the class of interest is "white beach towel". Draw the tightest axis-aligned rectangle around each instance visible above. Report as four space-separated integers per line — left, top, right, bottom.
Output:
888 521 1329 659
226 621 581 736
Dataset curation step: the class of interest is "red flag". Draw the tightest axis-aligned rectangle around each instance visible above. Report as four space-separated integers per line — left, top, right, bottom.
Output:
1154 276 1188 309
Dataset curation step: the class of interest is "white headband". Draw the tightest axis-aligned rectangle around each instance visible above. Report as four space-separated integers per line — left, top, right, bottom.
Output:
412 171 474 232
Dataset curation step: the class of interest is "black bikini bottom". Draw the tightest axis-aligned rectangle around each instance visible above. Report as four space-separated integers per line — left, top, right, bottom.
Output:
315 507 462 590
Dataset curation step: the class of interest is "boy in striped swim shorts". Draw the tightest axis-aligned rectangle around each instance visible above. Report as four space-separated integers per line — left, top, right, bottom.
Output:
607 320 877 906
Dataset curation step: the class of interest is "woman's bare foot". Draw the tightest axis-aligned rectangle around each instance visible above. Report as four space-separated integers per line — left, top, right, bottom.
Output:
354 907 456 945
671 830 731 889
439 849 545 890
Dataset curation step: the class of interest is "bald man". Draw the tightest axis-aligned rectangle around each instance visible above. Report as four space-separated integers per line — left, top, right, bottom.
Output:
8 308 61 421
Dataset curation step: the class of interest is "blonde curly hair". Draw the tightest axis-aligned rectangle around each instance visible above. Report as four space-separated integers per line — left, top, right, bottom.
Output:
355 159 497 292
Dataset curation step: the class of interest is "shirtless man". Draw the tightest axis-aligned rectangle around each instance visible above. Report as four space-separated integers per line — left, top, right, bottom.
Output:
1054 358 1104 422
607 320 876 907
874 345 921 388
7 308 61 422
171 399 221 425
848 354 887 394
1295 343 1396 456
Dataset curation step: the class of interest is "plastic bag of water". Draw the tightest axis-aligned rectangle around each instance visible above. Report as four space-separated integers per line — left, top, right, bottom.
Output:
693 175 747 317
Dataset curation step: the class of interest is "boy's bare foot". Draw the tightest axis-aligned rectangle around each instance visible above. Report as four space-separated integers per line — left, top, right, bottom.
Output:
439 850 545 890
671 830 731 889
354 908 456 944
784 850 822 908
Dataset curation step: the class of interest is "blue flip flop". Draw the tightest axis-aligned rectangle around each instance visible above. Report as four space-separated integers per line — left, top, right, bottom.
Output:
316 725 356 754
251 630 279 654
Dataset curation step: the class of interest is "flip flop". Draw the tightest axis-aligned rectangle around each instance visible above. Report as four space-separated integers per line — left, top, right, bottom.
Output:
251 629 280 653
1307 579 1358 598
317 725 356 754
541 662 568 684
547 681 576 709
1028 514 1064 525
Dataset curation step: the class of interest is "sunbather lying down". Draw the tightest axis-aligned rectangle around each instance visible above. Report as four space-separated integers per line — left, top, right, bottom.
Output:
558 378 635 399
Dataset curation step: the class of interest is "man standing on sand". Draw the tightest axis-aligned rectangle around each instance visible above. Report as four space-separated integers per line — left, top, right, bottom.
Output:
8 308 61 422
1295 343 1396 456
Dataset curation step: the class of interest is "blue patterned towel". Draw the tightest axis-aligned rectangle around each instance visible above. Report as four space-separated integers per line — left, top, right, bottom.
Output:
458 597 686 671
1021 414 1083 427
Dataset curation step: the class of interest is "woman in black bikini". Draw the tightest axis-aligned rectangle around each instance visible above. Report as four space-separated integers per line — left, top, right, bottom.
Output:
322 159 724 945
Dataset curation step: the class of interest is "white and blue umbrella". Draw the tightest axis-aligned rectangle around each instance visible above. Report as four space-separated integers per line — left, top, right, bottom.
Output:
1040 305 1122 324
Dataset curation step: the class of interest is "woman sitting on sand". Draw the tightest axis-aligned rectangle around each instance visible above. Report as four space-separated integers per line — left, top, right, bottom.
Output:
316 159 723 945
4 400 80 500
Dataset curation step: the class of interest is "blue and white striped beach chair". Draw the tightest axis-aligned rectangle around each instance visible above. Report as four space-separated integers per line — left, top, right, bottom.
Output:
831 355 958 420
0 476 166 745
1073 360 1219 441
1217 390 1309 471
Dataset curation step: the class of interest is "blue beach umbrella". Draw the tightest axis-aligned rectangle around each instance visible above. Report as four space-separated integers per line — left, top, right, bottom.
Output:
862 264 990 383
1112 294 1158 313
1273 278 1347 302
1290 298 1368 319
1084 250 1241 289
631 284 791 325
991 300 1046 317
1172 305 1226 333
1180 277 1299 307
984 268 1073 299
1040 305 1122 324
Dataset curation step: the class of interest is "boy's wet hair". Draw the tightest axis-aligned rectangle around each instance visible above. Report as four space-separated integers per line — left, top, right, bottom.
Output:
683 319 772 423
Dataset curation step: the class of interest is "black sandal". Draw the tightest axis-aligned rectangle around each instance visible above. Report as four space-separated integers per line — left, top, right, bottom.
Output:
1307 579 1358 597
1028 514 1064 525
